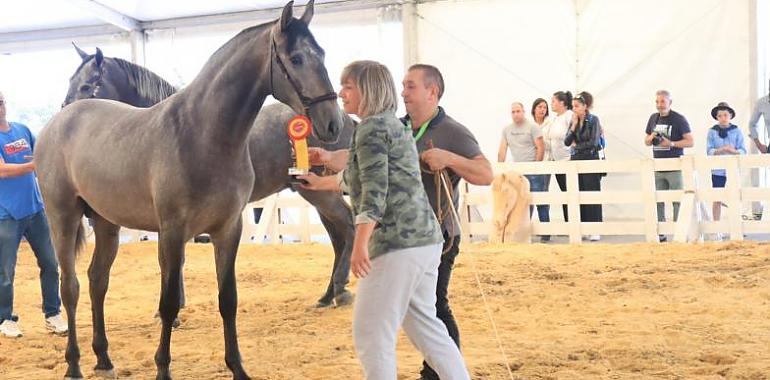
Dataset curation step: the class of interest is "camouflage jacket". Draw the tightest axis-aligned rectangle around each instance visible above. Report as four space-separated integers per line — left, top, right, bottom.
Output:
342 110 443 259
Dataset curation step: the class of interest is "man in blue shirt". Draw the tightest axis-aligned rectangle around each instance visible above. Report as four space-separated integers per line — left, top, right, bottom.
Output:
0 91 67 338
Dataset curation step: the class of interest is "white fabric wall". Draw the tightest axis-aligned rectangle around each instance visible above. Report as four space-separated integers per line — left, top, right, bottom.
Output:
0 41 131 134
144 8 403 99
416 0 754 220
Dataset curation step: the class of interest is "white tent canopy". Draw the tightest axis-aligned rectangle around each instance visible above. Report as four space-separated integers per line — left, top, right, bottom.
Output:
1 0 768 221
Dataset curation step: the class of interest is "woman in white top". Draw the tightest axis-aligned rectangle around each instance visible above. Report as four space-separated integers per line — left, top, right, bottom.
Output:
543 91 574 221
530 98 551 242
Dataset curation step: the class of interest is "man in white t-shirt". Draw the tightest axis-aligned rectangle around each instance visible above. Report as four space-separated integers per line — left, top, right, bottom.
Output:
498 102 547 241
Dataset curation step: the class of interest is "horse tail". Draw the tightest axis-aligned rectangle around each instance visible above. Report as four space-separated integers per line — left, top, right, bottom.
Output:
75 220 86 257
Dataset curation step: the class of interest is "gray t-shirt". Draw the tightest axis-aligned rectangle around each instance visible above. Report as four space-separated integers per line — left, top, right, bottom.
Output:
502 120 542 162
402 107 483 237
749 95 770 140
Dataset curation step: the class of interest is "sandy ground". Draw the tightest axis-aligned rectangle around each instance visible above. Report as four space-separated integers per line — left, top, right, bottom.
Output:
1 241 769 380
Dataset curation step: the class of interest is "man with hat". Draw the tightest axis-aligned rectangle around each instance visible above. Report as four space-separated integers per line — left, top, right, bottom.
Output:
706 102 746 234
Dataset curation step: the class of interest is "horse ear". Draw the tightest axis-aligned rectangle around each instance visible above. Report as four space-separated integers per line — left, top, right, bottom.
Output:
280 1 295 32
95 47 104 66
300 0 314 25
72 42 88 60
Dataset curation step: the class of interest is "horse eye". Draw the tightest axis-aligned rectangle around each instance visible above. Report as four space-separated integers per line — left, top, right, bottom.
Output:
79 84 92 92
290 56 303 66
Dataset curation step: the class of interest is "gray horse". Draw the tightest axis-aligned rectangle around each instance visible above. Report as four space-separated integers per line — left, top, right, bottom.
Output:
35 2 340 380
64 45 355 309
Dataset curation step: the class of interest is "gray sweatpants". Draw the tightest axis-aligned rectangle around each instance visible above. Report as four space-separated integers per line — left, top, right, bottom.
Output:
352 243 470 380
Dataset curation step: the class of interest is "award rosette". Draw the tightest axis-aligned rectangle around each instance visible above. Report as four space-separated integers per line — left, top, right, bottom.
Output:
288 115 312 178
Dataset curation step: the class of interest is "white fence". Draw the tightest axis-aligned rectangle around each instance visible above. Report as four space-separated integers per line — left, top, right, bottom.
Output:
108 155 770 245
459 155 770 244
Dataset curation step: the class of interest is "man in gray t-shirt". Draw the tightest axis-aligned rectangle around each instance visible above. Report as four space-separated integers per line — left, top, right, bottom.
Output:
498 101 547 240
498 102 544 163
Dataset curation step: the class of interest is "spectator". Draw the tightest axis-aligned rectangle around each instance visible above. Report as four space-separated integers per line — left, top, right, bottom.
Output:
748 80 770 153
498 102 548 242
644 90 693 242
706 102 746 238
564 93 603 241
0 90 68 338
545 91 574 221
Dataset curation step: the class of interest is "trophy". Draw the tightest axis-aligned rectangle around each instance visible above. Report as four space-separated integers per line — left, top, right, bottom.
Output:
288 115 312 183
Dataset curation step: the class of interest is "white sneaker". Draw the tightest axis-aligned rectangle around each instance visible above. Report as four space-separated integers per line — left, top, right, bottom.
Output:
45 314 68 336
589 234 601 242
0 319 23 338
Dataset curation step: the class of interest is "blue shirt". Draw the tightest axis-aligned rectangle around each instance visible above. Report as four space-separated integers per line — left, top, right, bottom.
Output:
706 123 746 177
0 122 44 220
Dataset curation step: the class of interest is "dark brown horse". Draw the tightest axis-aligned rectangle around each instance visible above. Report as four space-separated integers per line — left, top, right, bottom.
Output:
35 2 340 379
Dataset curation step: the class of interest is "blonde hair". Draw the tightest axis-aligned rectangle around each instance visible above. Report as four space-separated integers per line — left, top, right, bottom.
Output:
340 60 397 117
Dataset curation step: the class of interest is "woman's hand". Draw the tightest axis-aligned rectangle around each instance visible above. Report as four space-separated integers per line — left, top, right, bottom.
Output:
350 222 376 278
351 245 372 278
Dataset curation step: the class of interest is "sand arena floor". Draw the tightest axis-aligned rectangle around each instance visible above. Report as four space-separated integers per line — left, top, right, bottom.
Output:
1 241 769 379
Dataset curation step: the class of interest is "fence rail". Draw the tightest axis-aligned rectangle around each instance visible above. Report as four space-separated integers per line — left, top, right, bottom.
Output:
105 154 770 245
459 155 770 244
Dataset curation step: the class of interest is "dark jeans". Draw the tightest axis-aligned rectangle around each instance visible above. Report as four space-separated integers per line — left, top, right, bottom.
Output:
420 233 461 380
554 173 569 222
578 172 603 222
0 211 61 322
525 174 550 224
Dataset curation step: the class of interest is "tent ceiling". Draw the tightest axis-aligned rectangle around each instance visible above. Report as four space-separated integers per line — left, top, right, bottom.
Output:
0 0 383 34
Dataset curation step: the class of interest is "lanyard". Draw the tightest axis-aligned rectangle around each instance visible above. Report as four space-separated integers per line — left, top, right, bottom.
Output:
406 110 438 142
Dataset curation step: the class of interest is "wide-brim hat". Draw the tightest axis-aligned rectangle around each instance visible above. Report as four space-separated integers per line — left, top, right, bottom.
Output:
711 102 735 120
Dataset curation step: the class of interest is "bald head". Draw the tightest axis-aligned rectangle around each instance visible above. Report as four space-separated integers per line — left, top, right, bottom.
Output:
510 102 525 124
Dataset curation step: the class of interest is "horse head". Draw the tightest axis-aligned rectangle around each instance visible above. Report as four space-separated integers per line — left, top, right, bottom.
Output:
270 0 342 143
63 45 115 107
63 44 176 108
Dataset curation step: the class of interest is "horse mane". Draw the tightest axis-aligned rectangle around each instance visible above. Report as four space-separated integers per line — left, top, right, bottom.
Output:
111 57 177 103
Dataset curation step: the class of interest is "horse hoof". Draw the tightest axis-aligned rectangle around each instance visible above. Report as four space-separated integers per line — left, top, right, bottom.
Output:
94 368 117 379
64 377 85 380
311 300 334 309
334 290 354 307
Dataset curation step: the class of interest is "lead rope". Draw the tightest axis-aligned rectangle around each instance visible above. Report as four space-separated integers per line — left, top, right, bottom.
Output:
430 166 516 380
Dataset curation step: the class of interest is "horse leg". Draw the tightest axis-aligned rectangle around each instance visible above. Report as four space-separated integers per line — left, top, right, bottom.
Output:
46 205 86 380
87 215 120 378
153 226 185 380
297 188 353 307
210 218 251 380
